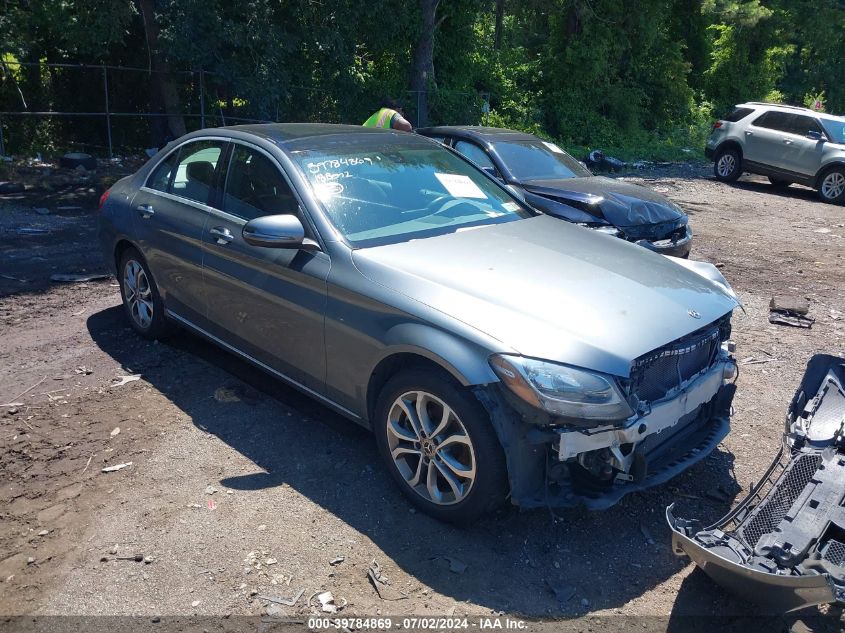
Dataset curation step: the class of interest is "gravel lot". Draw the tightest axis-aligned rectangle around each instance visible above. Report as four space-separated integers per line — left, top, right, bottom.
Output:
1 163 844 630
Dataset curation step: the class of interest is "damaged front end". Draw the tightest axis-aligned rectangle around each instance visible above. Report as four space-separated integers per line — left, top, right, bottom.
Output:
475 314 738 510
668 354 845 612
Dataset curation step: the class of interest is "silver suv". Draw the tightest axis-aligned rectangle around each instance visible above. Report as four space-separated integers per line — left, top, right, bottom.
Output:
706 102 845 203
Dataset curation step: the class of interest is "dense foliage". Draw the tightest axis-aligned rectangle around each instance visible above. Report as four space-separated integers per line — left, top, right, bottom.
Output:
1 0 843 157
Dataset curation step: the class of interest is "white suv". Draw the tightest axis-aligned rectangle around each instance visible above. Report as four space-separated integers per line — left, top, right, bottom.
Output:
706 102 845 203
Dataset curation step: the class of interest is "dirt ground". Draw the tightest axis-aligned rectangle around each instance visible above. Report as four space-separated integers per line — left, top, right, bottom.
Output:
1 161 844 629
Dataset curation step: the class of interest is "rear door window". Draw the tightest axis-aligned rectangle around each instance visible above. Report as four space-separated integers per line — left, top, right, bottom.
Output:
752 111 795 132
146 150 178 192
171 140 225 205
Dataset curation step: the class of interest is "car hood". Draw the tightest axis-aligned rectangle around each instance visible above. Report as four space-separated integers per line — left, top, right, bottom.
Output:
519 176 685 229
352 215 737 377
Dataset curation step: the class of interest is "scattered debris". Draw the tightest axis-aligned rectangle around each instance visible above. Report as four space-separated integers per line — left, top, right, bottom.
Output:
110 427 121 437
265 558 278 565
27 557 35 565
814 227 831 234
257 524 267 531
81 454 94 475
116 554 144 562
50 273 110 283
205 485 217 495
75 366 92 375
367 560 408 601
741 357 779 365
37 530 49 537
101 462 132 473
259 588 305 607
2 376 46 407
59 152 97 171
310 590 346 613
769 296 814 328
329 556 345 566
111 374 142 387
585 149 626 172
545 579 576 603
207 499 217 511
714 262 725 268
830 309 842 321
191 600 200 608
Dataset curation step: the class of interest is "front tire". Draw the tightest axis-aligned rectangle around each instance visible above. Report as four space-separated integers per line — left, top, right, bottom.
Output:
118 247 172 339
714 147 742 182
373 369 508 524
818 167 845 204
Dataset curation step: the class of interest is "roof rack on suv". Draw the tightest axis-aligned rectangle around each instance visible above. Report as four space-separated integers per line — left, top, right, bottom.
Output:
742 102 814 113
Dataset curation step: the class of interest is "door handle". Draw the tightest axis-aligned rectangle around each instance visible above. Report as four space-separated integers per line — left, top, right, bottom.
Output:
209 226 234 245
135 204 155 218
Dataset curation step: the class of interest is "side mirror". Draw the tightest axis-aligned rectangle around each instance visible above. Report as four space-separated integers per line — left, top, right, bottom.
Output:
243 214 316 250
807 130 824 141
481 166 499 179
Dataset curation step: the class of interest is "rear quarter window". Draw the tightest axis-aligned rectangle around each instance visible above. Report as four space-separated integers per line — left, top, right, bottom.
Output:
723 107 754 122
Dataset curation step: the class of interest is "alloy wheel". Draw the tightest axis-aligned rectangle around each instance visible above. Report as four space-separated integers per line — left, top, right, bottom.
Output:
716 154 736 178
821 171 845 200
386 390 476 505
123 259 153 329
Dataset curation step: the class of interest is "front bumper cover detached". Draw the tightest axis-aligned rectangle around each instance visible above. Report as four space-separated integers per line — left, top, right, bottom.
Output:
668 354 845 612
475 356 736 510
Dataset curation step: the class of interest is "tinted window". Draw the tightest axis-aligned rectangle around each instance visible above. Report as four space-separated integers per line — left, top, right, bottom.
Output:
224 146 298 221
290 141 534 248
172 140 224 205
753 111 794 132
789 115 824 137
454 140 496 172
147 151 178 192
723 107 754 122
493 140 592 181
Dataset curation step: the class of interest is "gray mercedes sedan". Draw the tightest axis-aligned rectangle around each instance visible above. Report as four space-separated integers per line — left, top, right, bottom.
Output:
98 123 739 523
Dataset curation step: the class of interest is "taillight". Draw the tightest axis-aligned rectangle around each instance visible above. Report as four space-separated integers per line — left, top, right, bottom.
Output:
98 189 111 210
712 121 723 130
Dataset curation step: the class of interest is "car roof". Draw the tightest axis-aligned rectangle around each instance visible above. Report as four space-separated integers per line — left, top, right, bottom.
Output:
738 102 844 122
191 122 394 144
417 125 538 143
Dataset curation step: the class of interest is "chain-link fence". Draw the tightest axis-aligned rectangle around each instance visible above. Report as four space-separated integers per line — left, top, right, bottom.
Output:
0 61 489 157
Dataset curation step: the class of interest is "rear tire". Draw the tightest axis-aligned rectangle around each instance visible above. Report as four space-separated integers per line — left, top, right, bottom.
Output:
768 176 792 188
117 247 173 339
818 167 845 204
714 147 742 182
373 369 508 525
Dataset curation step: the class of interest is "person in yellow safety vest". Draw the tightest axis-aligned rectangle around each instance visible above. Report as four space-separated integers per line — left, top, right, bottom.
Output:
362 99 413 131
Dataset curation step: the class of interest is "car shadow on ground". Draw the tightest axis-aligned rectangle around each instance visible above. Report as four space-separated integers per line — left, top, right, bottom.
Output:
726 177 822 203
88 304 760 618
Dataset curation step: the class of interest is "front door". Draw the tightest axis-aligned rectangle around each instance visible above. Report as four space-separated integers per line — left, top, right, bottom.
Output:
779 114 827 178
201 142 330 392
130 139 226 324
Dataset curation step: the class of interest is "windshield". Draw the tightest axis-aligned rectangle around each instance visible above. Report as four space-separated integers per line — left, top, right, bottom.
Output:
494 140 592 181
291 142 534 247
821 119 845 144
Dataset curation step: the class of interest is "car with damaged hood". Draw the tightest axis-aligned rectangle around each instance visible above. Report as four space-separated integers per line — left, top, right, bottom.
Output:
669 354 845 612
416 126 693 257
98 123 738 524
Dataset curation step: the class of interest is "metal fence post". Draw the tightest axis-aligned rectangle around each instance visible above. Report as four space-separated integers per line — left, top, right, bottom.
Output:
103 66 113 159
199 70 206 128
0 116 5 157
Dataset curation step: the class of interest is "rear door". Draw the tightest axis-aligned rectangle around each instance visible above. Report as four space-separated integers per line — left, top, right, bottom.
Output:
201 141 330 392
745 111 795 169
130 138 226 324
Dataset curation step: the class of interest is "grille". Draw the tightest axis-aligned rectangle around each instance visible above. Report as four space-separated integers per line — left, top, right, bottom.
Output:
738 453 821 547
823 540 845 567
630 320 723 403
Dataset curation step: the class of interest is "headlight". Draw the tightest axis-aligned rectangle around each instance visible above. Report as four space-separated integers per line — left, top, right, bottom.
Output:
489 355 634 421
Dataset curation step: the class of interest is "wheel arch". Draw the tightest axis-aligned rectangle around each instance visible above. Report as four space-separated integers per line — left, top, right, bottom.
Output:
114 238 142 270
365 329 499 423
715 140 743 159
814 161 845 188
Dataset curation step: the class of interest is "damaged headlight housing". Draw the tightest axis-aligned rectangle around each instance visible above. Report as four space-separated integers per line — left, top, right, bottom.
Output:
489 355 634 421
